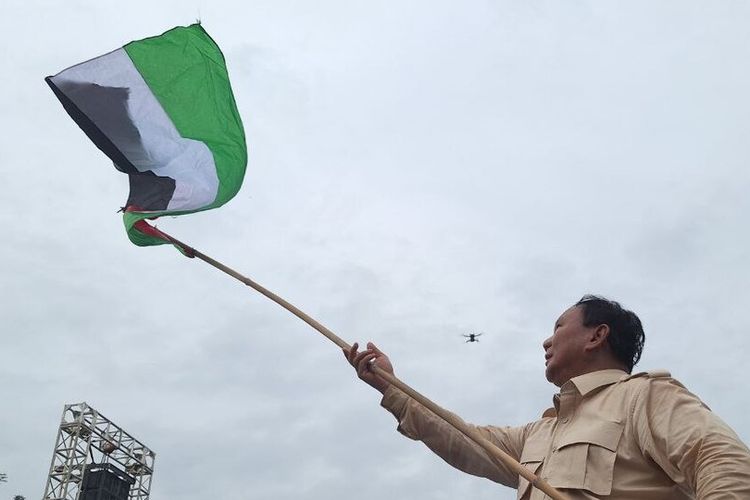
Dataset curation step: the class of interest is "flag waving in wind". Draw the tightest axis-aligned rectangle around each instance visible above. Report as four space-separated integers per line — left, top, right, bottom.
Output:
46 24 247 246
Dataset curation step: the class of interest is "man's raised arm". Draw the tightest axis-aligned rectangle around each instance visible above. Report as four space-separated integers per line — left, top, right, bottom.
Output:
344 342 528 488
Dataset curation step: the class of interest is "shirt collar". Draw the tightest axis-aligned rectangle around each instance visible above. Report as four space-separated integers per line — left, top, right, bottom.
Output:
542 369 630 417
567 369 630 396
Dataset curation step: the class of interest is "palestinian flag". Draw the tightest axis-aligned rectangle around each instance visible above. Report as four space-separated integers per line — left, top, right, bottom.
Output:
46 24 247 246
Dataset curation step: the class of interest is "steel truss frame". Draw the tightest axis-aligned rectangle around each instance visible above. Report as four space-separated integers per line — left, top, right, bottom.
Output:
42 402 155 500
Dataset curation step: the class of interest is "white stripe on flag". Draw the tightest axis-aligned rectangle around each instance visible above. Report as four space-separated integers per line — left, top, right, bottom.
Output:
51 48 219 211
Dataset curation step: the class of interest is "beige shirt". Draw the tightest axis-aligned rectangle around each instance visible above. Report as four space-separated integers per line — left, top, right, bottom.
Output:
381 369 750 499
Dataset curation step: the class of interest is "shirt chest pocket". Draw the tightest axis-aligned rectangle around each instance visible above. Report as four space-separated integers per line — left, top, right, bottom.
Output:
547 419 624 496
516 439 547 499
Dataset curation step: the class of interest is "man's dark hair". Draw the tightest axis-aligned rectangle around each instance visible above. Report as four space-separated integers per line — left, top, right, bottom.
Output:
575 295 645 373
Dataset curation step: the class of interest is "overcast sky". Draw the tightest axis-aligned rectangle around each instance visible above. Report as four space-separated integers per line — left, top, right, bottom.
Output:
2 1 750 499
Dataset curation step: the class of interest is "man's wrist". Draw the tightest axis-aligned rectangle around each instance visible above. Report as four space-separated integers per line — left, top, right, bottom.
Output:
380 384 408 416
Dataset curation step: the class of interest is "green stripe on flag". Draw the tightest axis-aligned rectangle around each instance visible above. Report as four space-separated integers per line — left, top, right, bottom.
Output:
122 24 247 247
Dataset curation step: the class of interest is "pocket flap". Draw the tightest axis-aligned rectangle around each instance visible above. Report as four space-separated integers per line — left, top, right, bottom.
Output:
520 438 548 463
558 419 623 451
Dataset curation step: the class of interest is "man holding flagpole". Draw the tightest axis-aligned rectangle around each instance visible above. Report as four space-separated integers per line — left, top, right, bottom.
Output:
45 23 750 500
345 295 750 499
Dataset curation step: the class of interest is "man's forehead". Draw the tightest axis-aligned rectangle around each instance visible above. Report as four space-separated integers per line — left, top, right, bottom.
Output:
556 305 581 323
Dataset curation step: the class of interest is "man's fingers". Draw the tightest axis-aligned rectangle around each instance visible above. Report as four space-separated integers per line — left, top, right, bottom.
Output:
356 352 377 375
345 342 387 383
353 348 374 367
344 342 359 364
367 357 382 375
356 352 375 371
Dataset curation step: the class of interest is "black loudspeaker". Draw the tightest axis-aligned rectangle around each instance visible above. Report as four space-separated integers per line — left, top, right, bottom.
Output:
79 463 135 500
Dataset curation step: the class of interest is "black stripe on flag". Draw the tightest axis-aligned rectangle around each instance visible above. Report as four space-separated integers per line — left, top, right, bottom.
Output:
46 77 140 175
46 77 176 211
127 172 175 211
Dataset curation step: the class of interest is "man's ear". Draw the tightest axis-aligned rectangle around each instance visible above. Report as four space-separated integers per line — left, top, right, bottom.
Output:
584 324 610 352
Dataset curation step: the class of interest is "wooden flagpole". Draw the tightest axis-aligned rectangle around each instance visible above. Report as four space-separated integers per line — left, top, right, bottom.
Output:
143 223 569 500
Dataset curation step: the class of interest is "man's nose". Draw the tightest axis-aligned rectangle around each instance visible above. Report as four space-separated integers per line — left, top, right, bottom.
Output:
542 336 552 350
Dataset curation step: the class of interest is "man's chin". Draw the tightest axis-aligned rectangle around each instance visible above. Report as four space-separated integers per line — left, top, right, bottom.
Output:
545 366 564 387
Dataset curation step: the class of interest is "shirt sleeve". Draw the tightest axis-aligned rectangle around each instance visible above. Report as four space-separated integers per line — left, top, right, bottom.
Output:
380 385 527 487
633 376 750 499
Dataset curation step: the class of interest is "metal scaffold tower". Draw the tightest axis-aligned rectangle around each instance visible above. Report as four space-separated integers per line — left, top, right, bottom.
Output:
42 402 156 500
